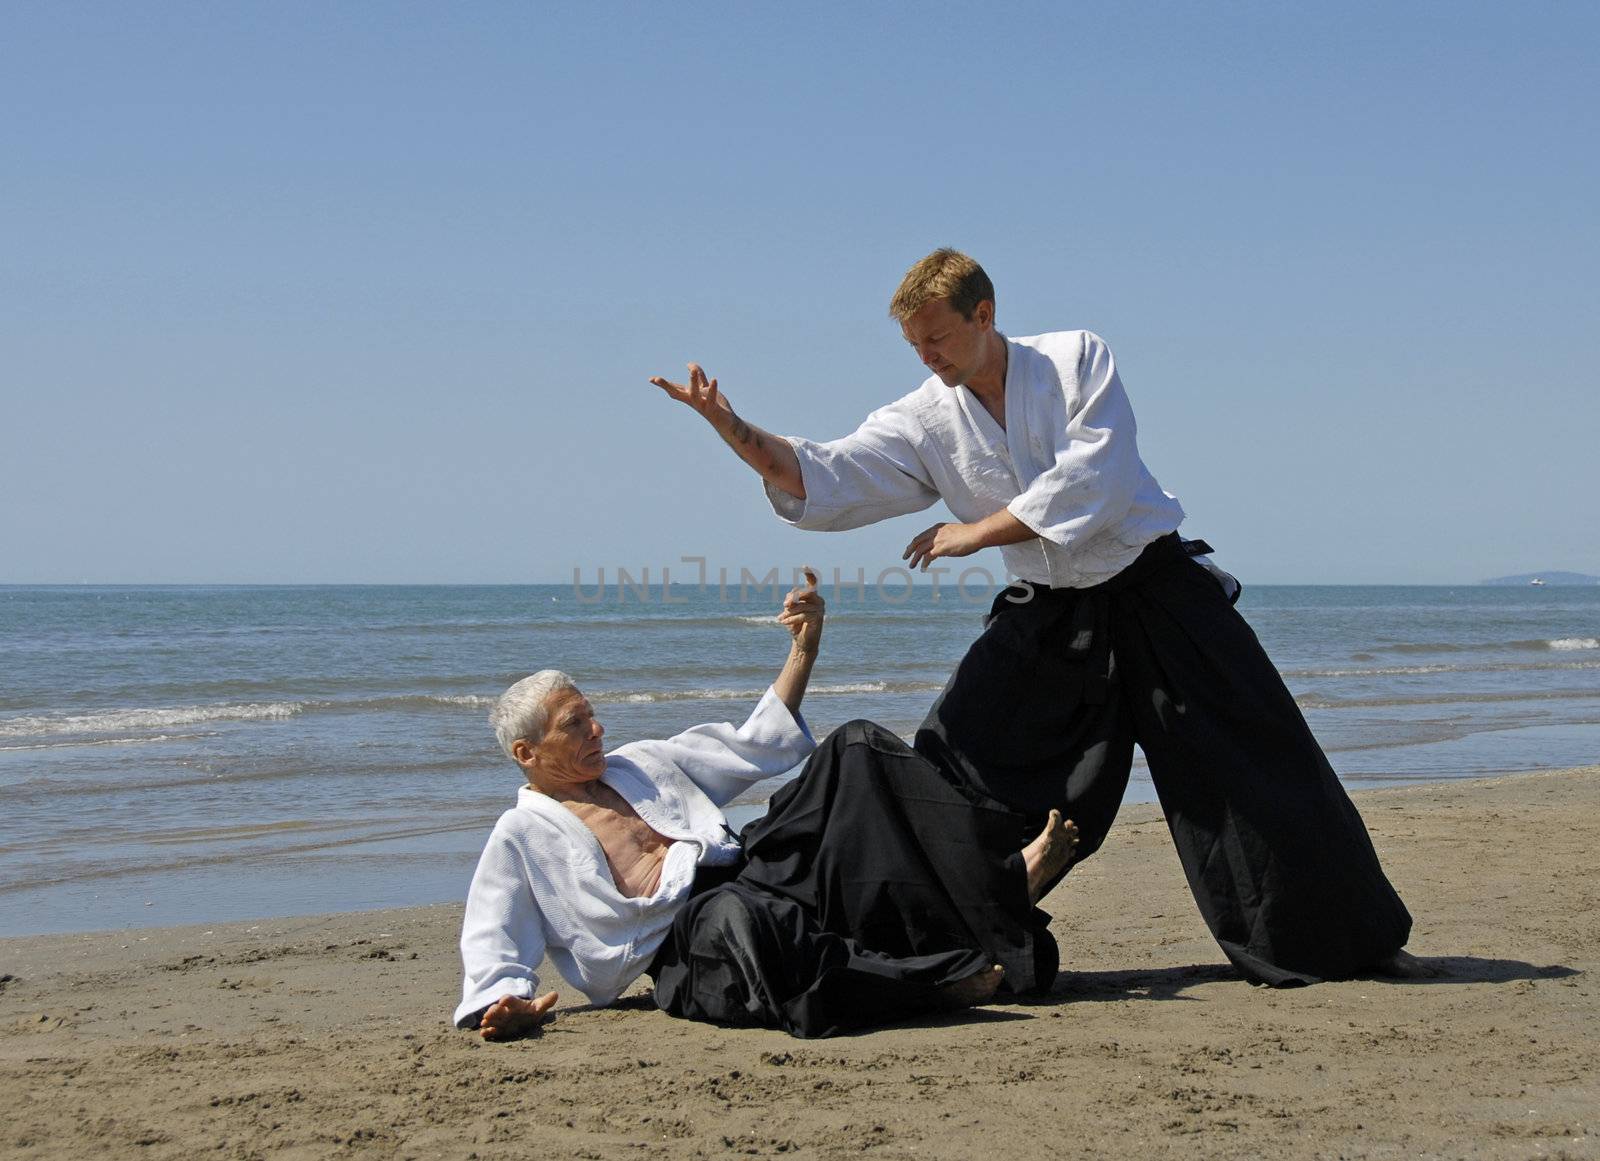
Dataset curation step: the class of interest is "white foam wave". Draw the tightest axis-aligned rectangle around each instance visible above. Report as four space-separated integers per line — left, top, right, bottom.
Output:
0 702 302 739
1372 637 1600 655
1295 687 1600 711
1286 664 1457 678
604 687 764 704
0 681 943 739
1287 659 1600 680
595 680 925 705
0 732 213 752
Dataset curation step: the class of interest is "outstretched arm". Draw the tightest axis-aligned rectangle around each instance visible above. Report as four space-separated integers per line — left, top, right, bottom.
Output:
772 567 823 716
650 363 806 500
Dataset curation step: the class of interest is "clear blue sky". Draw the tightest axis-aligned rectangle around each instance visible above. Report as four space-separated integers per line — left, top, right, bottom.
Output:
4 1 1596 584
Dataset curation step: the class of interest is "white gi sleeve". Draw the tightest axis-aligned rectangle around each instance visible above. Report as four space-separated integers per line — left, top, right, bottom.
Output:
611 686 816 808
763 399 940 531
453 824 548 1028
1006 332 1143 549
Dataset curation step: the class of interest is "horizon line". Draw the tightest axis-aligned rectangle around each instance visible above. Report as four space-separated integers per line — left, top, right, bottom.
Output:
5 579 1596 589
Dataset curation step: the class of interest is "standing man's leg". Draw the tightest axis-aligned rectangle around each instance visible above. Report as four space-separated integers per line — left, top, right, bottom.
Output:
913 588 1136 876
1112 557 1412 984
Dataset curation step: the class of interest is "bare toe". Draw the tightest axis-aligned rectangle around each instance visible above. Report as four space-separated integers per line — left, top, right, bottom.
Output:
939 964 1005 1008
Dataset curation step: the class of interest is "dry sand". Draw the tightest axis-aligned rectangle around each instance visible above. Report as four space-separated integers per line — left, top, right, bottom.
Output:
3 768 1597 1160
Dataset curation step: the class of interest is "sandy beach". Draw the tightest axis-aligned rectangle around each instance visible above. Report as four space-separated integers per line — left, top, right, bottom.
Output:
3 768 1596 1160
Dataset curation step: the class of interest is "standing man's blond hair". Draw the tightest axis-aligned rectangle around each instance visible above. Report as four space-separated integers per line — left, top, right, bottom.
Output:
888 248 996 324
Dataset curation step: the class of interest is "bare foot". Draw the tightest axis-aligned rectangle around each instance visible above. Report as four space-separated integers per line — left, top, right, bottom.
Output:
938 964 1005 1008
1022 809 1079 903
1368 949 1443 979
479 992 559 1040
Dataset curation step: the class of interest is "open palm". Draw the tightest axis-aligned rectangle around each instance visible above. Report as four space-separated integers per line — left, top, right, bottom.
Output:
649 363 733 424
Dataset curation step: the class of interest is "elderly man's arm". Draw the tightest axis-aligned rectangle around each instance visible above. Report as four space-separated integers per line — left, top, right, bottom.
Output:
649 363 806 499
772 567 824 716
455 827 559 1040
609 572 822 805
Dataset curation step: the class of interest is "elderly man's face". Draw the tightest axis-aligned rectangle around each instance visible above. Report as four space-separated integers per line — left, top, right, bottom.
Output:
524 687 606 785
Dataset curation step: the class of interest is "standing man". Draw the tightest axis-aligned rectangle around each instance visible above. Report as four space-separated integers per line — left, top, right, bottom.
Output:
651 248 1419 986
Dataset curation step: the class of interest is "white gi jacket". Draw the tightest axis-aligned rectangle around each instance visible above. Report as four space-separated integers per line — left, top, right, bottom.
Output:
453 687 815 1027
765 330 1186 589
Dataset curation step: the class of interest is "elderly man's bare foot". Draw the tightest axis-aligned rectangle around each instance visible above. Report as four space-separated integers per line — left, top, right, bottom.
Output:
479 992 559 1041
938 964 1005 1008
1369 949 1443 979
1022 809 1079 903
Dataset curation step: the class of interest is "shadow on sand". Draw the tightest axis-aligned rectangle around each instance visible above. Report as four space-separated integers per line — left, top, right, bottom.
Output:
498 958 1582 1043
1026 956 1579 1004
1374 956 1580 986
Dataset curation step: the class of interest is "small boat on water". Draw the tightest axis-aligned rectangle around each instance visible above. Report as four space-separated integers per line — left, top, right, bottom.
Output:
1530 577 1547 586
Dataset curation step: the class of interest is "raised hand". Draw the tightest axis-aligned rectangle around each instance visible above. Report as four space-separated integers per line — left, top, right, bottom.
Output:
649 363 733 428
777 567 825 655
648 361 807 500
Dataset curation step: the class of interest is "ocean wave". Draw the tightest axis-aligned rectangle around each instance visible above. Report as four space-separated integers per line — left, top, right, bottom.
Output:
1367 637 1600 655
2 754 492 802
52 658 954 709
594 680 941 705
1284 664 1457 678
4 683 951 743
1295 687 1600 711
0 732 214 753
1282 659 1600 679
357 609 947 635
0 817 492 894
0 702 304 738
0 694 504 741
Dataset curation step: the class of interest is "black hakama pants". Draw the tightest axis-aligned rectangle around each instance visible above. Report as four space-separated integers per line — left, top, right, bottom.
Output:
649 721 1057 1038
914 532 1412 986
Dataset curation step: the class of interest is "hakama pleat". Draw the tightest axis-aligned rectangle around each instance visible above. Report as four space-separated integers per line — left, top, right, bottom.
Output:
915 533 1412 986
650 722 1057 1038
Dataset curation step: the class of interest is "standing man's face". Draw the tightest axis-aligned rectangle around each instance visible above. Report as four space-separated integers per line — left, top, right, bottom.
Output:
900 298 994 388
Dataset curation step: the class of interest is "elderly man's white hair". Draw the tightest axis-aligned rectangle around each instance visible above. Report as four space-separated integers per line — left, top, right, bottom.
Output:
491 669 580 762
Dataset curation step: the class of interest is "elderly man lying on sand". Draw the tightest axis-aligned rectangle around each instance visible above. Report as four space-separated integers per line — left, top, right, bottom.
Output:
455 570 1078 1039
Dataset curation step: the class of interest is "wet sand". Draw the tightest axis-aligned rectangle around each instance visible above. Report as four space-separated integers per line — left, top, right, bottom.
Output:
3 768 1597 1159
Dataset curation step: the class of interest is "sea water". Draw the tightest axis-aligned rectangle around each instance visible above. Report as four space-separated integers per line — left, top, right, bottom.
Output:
1 583 1596 936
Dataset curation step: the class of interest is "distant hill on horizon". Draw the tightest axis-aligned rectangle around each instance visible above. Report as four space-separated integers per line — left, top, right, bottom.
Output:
1481 571 1600 586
